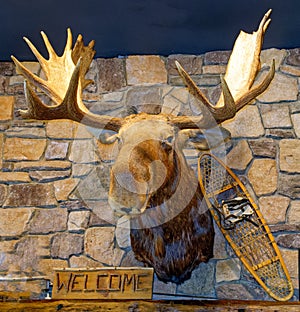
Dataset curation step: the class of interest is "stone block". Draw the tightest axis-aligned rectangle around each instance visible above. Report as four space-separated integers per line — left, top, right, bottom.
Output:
89 210 113 227
213 224 227 259
69 255 102 268
51 233 84 259
277 234 300 249
28 208 68 234
291 113 300 137
126 86 162 114
0 96 14 120
170 74 221 87
260 48 287 70
71 163 94 177
0 76 7 93
4 183 57 207
3 137 46 161
0 172 30 183
260 104 291 128
266 128 295 139
38 259 68 277
73 123 95 139
280 249 299 289
0 208 33 236
202 65 226 74
103 91 124 102
279 139 300 173
226 140 252 171
216 283 255 300
96 140 118 162
166 54 203 75
126 55 167 85
74 167 109 200
280 65 300 76
9 75 24 86
45 141 69 160
256 72 298 103
15 62 40 75
153 274 177 296
204 51 231 65
287 201 300 224
0 62 14 76
116 216 131 248
161 93 182 115
248 159 277 196
0 184 7 205
69 139 100 163
29 170 71 182
259 195 290 224
85 226 124 266
0 239 18 253
177 262 215 297
278 174 300 199
97 58 126 92
46 120 77 139
14 160 71 171
162 87 190 115
248 138 276 158
216 258 241 283
0 134 2 168
54 178 80 201
286 48 300 66
15 235 51 272
86 100 125 116
68 210 90 231
5 126 46 138
0 280 43 299
60 199 89 211
223 105 264 138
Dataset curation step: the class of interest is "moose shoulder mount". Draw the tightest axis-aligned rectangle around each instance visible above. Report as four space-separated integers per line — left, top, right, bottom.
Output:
12 10 275 283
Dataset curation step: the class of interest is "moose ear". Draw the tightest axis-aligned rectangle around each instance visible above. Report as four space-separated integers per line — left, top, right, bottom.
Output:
179 126 231 151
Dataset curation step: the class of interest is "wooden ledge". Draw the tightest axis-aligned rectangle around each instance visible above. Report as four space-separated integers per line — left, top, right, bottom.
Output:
0 299 299 311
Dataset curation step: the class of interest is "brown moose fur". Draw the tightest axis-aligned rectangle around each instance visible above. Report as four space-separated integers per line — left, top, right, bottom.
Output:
109 125 214 284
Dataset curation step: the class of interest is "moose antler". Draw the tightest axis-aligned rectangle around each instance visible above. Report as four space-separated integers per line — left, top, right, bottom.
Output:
11 29 123 132
173 9 275 126
11 10 274 131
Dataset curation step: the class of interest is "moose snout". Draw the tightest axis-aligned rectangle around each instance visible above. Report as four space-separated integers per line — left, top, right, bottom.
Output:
108 167 148 216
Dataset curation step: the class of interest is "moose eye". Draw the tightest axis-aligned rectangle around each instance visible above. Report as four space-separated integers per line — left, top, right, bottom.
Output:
161 136 174 149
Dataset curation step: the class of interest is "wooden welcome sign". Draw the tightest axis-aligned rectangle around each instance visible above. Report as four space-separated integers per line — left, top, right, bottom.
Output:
52 267 154 300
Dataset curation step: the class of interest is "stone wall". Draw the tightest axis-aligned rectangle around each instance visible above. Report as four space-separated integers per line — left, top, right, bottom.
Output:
0 48 299 300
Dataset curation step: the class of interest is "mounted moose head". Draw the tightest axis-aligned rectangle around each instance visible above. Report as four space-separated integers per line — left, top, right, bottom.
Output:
11 10 274 283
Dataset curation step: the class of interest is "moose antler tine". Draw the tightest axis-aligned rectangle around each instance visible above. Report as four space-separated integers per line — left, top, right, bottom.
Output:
62 57 83 119
11 55 48 92
23 36 46 66
88 39 95 49
217 75 236 121
175 60 213 108
259 9 272 34
22 79 47 119
41 30 58 59
64 28 73 53
175 60 237 123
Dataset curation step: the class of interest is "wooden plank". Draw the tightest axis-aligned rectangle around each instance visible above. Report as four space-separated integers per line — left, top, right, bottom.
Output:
0 300 300 312
52 267 154 300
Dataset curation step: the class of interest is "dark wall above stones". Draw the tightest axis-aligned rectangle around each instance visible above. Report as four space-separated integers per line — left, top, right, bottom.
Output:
1 0 300 61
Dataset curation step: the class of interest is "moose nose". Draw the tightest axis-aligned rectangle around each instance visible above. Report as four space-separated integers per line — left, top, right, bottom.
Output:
120 207 132 214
